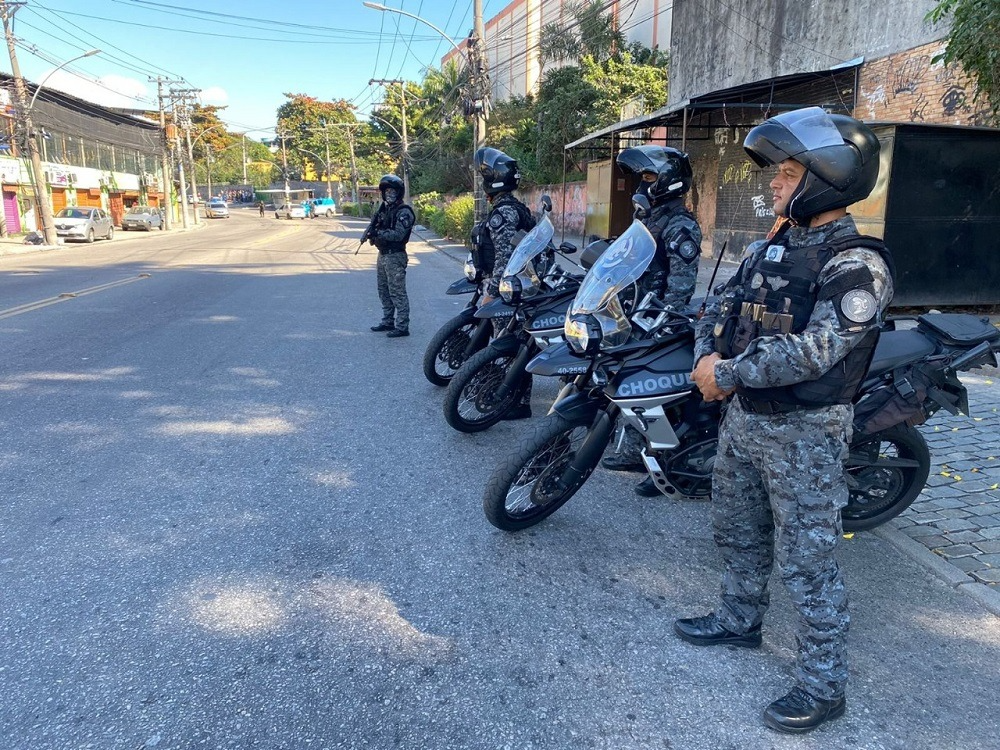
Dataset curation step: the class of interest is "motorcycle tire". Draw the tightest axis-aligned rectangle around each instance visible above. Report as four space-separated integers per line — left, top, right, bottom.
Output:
483 412 605 531
442 344 528 433
422 315 484 387
843 423 931 532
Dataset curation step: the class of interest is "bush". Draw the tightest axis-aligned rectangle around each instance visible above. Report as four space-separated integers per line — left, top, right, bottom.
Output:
443 194 475 245
411 191 441 225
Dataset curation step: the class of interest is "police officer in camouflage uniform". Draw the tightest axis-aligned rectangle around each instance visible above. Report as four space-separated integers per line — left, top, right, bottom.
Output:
475 147 537 419
675 108 894 735
600 145 704 496
369 174 416 338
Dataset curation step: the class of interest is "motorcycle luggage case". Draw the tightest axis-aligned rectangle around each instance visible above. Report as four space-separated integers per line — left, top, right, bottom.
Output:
917 313 1000 346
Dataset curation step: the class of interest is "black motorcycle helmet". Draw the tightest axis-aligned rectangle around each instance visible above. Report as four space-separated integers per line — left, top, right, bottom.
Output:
616 145 692 204
743 107 880 223
378 173 405 202
474 147 520 196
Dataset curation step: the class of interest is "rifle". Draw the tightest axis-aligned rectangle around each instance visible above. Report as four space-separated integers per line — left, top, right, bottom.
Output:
356 203 384 254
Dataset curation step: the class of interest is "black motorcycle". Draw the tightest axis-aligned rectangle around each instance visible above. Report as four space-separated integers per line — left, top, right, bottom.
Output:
422 258 493 387
442 201 582 432
483 208 1000 532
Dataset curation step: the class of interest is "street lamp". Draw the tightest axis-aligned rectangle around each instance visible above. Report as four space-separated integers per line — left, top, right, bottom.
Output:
268 129 291 207
5 46 101 245
363 1 488 218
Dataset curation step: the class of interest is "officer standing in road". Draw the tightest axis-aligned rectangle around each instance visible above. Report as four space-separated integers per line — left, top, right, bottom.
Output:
600 145 703 496
475 146 537 419
676 108 894 734
368 174 416 338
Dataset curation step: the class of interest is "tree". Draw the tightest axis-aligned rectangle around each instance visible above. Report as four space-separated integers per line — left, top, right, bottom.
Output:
539 0 625 64
928 0 1000 123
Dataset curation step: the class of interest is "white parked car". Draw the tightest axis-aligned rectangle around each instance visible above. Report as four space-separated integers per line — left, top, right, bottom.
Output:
275 202 307 220
53 207 114 243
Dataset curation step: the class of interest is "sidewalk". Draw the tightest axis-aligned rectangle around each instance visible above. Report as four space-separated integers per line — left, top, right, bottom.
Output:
0 218 206 258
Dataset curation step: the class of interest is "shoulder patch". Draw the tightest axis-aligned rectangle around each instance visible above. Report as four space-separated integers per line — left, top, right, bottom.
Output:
678 239 700 261
840 289 878 323
488 212 504 229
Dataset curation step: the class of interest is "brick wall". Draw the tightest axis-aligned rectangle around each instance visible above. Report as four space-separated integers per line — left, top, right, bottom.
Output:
856 40 993 126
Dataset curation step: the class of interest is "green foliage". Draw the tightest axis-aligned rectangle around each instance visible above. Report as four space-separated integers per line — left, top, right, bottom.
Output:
927 0 1000 123
412 191 441 224
443 195 475 243
540 0 625 64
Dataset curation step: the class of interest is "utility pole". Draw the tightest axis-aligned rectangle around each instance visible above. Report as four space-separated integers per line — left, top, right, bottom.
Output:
240 134 248 186
346 126 359 207
369 78 410 199
173 88 202 225
205 144 213 199
169 93 191 229
2 1 57 245
468 0 490 220
151 76 182 230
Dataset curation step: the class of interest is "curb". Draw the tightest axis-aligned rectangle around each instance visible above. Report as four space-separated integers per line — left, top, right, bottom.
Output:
411 227 467 265
0 220 206 258
875 525 1000 616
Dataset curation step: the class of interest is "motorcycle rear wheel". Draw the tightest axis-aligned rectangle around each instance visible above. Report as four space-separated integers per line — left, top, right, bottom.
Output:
483 413 604 531
443 344 527 433
422 315 483 387
844 424 930 532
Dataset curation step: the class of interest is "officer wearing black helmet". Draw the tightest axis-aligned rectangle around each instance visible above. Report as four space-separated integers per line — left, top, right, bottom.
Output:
677 108 894 734
600 145 704 496
474 147 536 419
368 174 416 338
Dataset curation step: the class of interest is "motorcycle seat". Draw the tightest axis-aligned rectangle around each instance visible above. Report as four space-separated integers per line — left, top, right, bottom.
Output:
917 313 1000 347
867 330 937 378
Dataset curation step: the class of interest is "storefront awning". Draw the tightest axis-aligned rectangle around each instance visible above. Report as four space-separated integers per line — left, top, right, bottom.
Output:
564 58 864 150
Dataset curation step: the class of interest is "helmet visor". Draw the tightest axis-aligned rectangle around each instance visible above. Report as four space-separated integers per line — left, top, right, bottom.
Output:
745 107 844 167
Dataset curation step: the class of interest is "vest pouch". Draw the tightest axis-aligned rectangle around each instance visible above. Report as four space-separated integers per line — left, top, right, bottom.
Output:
730 316 759 357
852 364 935 436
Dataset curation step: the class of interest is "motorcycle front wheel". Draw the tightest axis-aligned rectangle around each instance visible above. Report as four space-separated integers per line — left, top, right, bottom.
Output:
844 423 931 532
483 413 604 531
422 315 483 387
443 344 527 433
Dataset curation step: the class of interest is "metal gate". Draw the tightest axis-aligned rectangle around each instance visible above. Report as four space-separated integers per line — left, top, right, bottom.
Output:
3 190 21 233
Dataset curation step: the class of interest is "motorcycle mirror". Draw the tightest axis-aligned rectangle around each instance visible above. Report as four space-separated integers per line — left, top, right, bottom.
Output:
558 241 577 254
632 194 651 218
540 194 552 213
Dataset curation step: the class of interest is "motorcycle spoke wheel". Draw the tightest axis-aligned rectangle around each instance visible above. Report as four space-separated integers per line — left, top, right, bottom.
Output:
844 424 930 532
483 414 599 531
443 346 524 433
422 316 482 387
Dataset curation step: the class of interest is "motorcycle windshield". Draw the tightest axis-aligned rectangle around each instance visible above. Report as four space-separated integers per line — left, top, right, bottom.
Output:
570 219 656 315
502 214 555 277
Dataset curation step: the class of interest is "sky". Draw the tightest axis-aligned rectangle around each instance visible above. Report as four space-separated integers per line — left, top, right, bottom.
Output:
5 0 493 140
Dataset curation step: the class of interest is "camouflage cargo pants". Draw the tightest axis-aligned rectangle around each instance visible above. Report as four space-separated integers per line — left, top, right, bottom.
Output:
376 251 409 330
711 398 852 700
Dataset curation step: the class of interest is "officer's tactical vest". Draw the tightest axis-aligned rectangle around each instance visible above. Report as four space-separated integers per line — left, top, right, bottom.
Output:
715 230 893 408
376 203 415 253
472 195 535 274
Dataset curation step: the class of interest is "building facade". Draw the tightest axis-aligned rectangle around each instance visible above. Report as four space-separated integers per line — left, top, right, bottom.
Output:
1 74 164 234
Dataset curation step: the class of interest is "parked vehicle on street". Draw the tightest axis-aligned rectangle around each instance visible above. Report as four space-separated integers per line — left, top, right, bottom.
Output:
53 207 114 243
308 197 337 218
121 205 163 231
206 200 230 219
275 203 307 220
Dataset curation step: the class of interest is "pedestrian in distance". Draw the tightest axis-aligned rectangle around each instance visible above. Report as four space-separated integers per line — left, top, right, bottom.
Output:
474 146 537 420
677 107 894 734
367 174 416 338
599 145 704 496
258 200 265 217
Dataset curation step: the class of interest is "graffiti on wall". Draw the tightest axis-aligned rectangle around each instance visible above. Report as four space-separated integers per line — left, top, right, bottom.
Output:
859 42 994 126
522 181 587 235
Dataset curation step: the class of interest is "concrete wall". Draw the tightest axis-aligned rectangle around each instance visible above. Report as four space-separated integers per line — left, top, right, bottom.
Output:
520 180 588 237
668 0 945 109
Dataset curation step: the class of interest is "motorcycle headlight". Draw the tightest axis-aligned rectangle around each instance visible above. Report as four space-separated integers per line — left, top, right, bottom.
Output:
565 314 602 355
499 275 521 304
464 256 477 282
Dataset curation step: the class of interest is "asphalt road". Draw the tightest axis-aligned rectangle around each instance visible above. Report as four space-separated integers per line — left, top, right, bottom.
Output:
2 208 998 750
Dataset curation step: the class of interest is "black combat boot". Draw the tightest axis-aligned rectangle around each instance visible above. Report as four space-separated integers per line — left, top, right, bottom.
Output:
601 454 646 472
763 687 846 734
386 328 410 338
501 404 532 420
371 323 394 332
634 477 661 496
673 613 762 648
